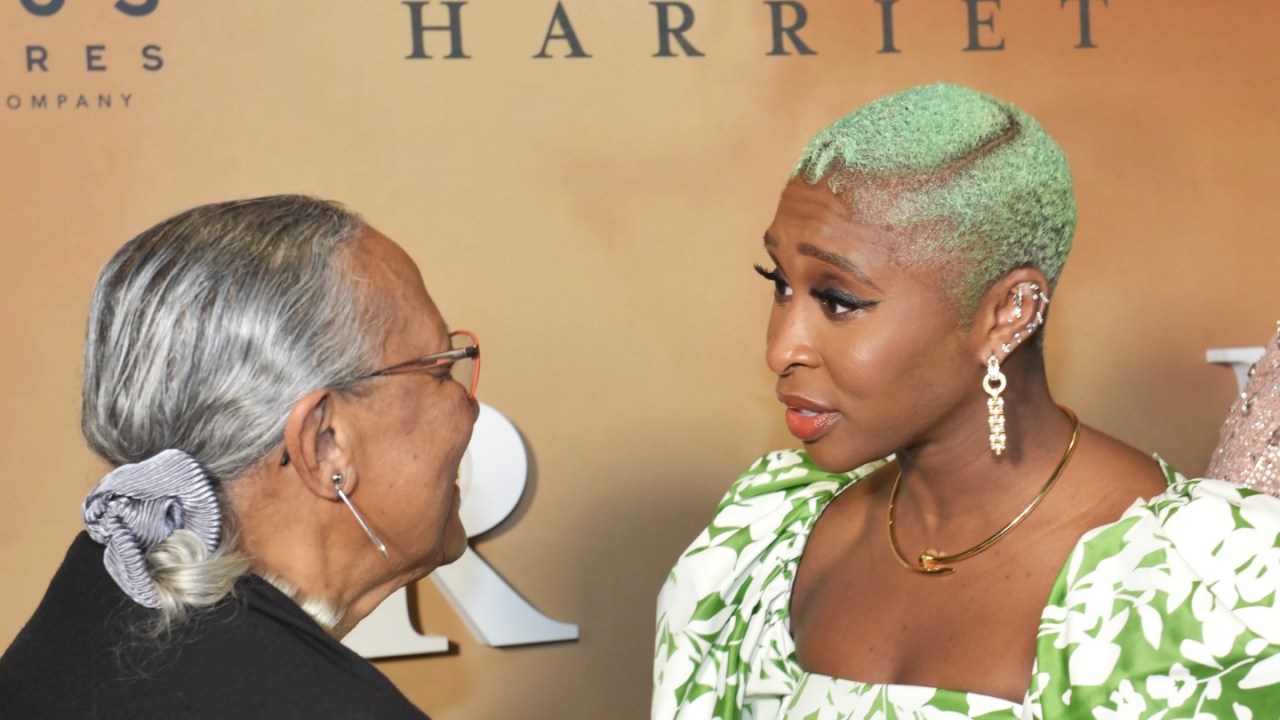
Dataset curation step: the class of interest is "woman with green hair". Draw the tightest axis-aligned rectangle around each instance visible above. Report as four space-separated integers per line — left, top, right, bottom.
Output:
654 84 1280 720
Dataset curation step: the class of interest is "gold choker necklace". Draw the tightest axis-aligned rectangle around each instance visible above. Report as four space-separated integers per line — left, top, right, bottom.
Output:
887 406 1080 575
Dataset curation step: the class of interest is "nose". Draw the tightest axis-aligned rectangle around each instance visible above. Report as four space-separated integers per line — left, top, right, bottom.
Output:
766 304 820 377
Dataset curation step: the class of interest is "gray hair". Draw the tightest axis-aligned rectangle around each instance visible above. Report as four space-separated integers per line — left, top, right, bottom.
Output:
81 195 386 630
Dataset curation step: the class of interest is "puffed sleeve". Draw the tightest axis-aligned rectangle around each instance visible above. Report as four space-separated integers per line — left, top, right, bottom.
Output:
653 450 879 720
1026 463 1280 720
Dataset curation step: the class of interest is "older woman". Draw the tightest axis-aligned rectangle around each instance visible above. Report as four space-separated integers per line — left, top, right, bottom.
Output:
654 84 1280 719
0 196 479 719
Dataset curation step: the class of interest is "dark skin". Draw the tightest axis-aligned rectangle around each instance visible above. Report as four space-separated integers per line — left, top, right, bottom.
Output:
763 179 1167 702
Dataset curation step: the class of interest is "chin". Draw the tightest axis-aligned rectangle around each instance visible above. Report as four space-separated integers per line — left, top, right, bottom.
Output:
441 535 468 565
439 517 469 565
804 437 884 475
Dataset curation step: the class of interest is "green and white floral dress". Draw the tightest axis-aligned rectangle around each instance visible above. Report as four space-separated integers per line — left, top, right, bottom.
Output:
653 450 1280 720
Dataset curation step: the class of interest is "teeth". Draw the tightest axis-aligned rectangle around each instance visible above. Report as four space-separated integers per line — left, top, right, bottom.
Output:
798 409 819 417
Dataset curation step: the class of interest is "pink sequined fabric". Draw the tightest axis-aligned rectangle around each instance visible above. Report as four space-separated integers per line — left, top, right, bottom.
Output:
1207 324 1280 497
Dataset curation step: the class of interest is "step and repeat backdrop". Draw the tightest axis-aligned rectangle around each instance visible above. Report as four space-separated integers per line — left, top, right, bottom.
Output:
3 2 1278 718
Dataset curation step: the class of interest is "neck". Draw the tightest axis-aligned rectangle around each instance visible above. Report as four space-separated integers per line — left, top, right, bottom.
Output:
892 358 1074 532
258 572 347 631
225 465 415 638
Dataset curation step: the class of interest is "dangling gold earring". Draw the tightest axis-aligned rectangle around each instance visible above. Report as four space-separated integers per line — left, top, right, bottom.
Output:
332 472 388 558
984 355 1007 456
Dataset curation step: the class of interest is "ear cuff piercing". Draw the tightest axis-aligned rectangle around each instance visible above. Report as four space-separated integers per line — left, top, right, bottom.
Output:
989 284 1052 454
1006 284 1050 351
332 472 388 558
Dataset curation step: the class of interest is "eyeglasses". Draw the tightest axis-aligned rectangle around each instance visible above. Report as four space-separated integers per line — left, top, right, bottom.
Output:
359 329 481 399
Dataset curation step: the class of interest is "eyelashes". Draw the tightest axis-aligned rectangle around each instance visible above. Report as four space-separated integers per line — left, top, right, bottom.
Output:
754 263 792 298
812 288 878 316
754 263 879 316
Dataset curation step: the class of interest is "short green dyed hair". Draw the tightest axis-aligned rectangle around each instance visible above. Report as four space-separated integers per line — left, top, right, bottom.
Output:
793 83 1076 314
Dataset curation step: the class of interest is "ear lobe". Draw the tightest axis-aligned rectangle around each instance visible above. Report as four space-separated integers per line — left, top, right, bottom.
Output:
282 389 351 501
972 267 1052 364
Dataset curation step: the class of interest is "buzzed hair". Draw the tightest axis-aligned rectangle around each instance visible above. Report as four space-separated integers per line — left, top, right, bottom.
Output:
793 83 1077 314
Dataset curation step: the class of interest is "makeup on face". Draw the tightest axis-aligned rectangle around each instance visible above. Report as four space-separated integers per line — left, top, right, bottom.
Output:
757 180 970 472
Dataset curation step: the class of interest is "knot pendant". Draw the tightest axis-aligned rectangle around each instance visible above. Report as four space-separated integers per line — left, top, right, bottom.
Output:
918 549 955 575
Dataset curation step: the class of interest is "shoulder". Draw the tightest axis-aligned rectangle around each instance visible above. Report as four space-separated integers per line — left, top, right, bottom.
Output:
1029 461 1280 718
0 537 425 720
1070 459 1280 608
0 534 164 719
1120 463 1280 641
1062 426 1169 523
715 449 880 513
663 449 879 592
661 448 874 587
654 451 883 717
668 450 882 589
1060 459 1280 625
133 579 427 718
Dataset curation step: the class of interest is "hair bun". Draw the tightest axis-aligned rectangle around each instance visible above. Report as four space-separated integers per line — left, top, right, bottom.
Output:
82 449 221 608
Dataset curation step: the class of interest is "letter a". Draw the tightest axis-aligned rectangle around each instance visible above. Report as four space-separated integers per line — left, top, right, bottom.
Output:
534 2 592 58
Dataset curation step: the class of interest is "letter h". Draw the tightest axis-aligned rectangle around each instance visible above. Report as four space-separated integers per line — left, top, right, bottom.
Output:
405 1 470 59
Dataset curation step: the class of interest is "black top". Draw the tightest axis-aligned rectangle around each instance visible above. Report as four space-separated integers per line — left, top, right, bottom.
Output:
0 533 429 719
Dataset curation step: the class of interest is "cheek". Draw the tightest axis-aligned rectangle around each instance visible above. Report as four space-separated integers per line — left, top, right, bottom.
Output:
420 396 477 483
824 323 919 399
375 397 453 478
825 321 965 406
826 336 888 398
443 398 476 455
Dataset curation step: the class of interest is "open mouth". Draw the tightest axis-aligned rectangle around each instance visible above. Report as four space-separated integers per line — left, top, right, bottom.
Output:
778 394 841 442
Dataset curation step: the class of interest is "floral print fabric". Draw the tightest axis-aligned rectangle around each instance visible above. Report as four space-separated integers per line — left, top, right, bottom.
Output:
653 450 1280 720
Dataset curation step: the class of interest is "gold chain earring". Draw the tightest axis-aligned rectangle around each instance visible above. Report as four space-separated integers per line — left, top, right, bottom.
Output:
983 355 1007 456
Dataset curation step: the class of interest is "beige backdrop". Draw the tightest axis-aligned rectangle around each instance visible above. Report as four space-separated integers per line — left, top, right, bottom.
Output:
3 2 1278 718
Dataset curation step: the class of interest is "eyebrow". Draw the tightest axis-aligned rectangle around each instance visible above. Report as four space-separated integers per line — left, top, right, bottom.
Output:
763 233 881 291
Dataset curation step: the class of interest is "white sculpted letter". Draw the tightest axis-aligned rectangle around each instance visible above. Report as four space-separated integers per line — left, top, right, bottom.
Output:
344 403 578 658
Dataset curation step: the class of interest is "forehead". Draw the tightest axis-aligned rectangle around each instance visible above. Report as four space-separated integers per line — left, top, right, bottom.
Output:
766 180 899 262
768 180 958 303
351 227 447 353
353 228 424 298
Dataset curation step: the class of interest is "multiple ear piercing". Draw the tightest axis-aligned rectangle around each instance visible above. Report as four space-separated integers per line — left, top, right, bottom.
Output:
307 286 1052 550
891 281 1079 575
984 283 1050 457
1006 284 1049 350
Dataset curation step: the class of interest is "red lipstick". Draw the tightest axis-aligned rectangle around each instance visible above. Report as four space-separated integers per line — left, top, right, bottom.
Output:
778 394 841 443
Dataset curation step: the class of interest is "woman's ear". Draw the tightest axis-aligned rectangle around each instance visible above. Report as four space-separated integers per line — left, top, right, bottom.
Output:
282 389 353 501
969 266 1052 364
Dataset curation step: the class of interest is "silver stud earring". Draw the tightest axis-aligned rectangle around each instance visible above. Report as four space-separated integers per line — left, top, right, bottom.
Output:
1031 285 1049 329
1001 342 1013 354
332 472 388 558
